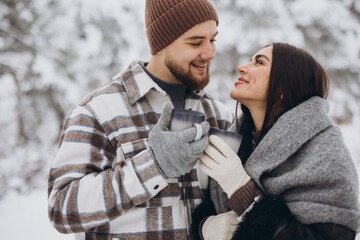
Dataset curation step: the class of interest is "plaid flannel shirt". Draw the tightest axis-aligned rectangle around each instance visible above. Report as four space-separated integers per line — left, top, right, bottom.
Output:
48 60 233 240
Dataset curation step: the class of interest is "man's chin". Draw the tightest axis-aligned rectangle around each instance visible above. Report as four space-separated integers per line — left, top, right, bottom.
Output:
186 77 209 91
166 60 210 91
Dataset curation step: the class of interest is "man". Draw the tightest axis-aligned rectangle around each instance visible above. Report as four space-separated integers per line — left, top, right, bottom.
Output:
48 0 233 239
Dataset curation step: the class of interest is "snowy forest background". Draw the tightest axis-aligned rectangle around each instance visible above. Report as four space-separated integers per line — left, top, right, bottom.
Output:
0 0 360 239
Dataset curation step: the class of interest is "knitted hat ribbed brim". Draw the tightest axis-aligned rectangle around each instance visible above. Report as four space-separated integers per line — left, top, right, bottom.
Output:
145 0 218 55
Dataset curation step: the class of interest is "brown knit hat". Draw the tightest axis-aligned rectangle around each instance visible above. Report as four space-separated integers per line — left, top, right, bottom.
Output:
145 0 219 55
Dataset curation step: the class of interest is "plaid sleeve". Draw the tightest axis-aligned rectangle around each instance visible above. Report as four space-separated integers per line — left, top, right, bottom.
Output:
48 105 167 233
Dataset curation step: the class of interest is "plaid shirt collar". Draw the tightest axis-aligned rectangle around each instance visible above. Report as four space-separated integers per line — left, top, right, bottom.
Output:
113 60 210 105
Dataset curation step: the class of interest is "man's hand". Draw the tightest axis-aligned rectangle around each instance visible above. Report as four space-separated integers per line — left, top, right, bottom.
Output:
149 102 210 178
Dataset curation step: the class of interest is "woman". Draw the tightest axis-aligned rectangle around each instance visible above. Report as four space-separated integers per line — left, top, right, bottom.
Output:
191 43 360 240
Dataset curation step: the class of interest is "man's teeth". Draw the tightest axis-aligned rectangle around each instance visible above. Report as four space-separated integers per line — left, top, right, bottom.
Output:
193 63 206 67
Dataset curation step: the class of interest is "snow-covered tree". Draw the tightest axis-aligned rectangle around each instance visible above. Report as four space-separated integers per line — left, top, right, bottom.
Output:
0 0 359 198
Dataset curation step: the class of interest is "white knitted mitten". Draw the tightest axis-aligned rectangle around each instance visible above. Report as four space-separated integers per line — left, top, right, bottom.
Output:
202 211 239 240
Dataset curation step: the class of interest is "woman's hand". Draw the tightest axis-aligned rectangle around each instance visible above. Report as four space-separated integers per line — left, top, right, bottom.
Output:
202 211 239 240
200 135 250 197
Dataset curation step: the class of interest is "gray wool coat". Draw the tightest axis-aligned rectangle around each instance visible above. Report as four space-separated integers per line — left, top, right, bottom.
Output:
211 96 360 231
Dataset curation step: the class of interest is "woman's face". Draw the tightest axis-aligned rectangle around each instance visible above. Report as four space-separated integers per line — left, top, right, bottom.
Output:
230 45 273 109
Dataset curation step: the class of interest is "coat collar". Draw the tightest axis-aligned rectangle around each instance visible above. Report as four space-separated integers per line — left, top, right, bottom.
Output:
112 60 208 105
245 97 333 188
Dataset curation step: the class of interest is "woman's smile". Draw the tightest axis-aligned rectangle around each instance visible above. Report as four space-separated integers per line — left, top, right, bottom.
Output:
235 77 249 85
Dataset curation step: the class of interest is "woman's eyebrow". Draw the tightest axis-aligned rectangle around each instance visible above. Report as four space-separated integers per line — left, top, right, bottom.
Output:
253 54 270 62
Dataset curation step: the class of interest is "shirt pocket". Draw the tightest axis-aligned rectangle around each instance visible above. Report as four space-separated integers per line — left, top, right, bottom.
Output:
117 138 181 207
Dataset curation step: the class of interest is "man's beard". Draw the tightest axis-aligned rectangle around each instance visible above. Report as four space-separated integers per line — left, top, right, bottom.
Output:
165 58 210 91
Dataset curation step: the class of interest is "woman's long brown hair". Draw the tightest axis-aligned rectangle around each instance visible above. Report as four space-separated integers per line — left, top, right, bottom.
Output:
237 43 329 162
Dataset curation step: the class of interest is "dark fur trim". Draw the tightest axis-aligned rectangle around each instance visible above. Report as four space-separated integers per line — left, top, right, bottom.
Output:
191 199 217 240
231 195 292 240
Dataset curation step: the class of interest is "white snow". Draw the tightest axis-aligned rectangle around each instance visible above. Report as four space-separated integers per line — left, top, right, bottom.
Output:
0 188 75 239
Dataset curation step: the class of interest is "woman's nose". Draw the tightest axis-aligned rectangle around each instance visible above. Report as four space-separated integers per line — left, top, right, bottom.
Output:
237 65 246 74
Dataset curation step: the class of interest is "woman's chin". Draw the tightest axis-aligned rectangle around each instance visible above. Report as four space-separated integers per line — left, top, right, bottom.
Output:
230 90 242 102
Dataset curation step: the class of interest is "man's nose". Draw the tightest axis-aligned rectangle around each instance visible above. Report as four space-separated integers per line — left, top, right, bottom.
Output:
200 42 216 60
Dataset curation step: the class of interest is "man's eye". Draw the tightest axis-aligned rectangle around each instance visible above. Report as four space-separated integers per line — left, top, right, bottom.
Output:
190 43 201 46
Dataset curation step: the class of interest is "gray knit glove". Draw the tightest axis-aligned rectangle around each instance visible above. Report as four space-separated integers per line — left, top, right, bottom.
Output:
149 102 210 178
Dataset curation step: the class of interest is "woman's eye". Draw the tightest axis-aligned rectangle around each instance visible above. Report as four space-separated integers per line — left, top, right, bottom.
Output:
255 59 263 65
190 43 201 46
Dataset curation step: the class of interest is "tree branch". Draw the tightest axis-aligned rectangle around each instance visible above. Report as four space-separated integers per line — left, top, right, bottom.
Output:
0 28 36 53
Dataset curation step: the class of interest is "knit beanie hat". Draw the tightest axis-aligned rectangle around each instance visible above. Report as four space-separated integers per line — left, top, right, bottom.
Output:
145 0 219 55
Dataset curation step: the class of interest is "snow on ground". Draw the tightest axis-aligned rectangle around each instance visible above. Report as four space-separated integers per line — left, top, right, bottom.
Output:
0 187 76 240
0 123 359 240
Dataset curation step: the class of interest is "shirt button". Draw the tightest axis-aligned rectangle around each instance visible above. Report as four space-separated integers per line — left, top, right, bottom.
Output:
154 185 159 190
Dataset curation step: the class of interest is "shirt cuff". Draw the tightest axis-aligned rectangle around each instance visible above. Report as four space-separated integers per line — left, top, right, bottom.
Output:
131 148 168 197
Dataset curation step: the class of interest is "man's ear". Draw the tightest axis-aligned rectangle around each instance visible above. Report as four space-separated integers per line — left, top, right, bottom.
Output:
156 49 164 56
